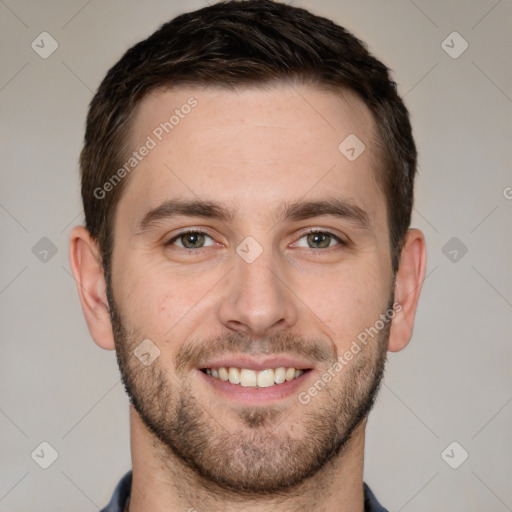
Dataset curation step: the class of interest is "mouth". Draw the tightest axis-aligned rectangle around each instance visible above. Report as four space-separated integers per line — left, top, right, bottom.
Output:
200 366 312 388
201 366 311 388
198 364 315 405
196 354 317 404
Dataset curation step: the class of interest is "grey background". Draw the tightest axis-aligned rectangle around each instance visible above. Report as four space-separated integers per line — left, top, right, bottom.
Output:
1 0 511 510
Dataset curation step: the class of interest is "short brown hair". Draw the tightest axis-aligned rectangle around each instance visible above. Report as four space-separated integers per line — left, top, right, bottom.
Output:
80 0 417 279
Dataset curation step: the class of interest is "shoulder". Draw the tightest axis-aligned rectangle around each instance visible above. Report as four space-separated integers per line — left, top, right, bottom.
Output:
363 482 389 512
99 470 132 512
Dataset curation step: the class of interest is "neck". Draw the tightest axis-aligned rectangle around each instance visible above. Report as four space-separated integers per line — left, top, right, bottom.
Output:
127 406 367 512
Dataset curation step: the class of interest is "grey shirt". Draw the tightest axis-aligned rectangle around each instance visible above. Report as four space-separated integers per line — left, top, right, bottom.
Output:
100 470 389 511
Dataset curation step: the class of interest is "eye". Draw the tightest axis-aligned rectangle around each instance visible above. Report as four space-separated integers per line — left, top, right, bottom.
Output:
166 230 216 249
293 230 346 249
165 229 345 251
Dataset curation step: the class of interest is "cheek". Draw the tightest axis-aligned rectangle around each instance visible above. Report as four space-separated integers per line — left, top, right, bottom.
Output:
300 264 390 344
114 260 210 341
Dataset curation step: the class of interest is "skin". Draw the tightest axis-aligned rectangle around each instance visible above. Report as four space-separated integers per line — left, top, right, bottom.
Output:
69 84 426 512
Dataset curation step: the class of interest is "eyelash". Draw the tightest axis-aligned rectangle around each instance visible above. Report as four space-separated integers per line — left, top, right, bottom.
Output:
165 228 347 250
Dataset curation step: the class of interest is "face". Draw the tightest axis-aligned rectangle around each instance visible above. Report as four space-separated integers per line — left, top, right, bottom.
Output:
107 85 395 495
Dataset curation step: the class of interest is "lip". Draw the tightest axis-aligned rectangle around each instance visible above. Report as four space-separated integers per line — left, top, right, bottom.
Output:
197 355 316 372
197 367 316 405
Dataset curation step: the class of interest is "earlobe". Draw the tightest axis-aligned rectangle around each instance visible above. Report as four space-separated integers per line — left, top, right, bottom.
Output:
69 225 116 350
388 228 427 352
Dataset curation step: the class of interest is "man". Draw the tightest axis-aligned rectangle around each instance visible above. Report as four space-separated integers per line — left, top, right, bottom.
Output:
69 1 426 510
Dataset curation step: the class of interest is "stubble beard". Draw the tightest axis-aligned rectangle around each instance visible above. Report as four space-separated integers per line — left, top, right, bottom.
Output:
106 277 391 497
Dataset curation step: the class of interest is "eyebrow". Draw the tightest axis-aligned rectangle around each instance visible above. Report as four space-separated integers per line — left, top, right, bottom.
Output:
135 197 373 233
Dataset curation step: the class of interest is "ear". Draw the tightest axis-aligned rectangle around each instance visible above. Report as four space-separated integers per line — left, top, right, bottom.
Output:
388 228 427 352
69 225 115 350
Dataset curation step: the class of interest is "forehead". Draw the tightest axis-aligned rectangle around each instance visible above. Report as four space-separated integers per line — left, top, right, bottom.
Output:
118 84 386 232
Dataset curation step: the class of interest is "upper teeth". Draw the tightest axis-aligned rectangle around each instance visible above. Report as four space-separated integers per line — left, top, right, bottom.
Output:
204 367 305 387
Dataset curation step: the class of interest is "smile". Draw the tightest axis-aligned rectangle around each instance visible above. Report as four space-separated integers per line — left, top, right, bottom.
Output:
201 366 310 388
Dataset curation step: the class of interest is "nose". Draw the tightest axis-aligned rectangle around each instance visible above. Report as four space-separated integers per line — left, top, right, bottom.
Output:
216 242 299 337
